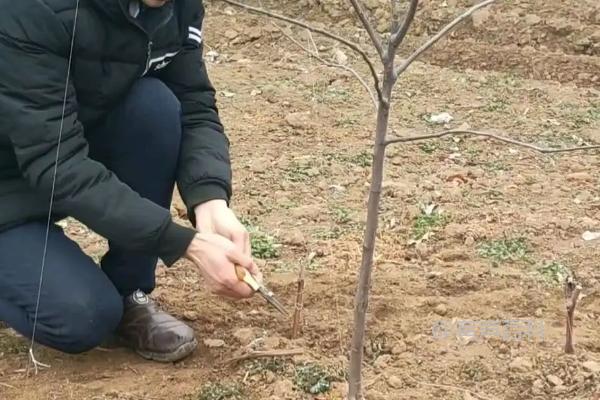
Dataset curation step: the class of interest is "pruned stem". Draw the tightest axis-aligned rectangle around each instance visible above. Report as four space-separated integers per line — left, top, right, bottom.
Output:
291 262 305 339
394 0 498 78
220 0 383 102
564 279 582 354
348 0 385 61
384 129 600 154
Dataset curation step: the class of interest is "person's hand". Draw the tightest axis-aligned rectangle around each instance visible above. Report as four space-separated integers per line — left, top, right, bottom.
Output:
194 199 263 284
185 233 260 299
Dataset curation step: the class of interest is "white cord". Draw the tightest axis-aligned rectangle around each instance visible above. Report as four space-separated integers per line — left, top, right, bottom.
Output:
27 0 81 376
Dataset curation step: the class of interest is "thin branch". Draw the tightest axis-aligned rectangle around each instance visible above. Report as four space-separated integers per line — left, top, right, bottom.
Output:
277 26 378 109
220 0 382 102
221 349 304 366
348 0 385 62
389 0 419 52
384 129 600 154
394 0 498 78
0 382 16 390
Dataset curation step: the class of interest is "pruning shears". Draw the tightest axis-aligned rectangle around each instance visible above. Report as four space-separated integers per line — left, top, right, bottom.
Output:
235 266 289 317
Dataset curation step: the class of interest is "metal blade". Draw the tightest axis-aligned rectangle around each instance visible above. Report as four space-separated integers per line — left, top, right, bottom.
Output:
258 287 290 316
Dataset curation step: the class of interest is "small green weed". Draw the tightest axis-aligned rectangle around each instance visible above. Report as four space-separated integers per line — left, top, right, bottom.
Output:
419 142 440 154
334 116 359 128
294 363 334 395
325 151 372 167
251 231 280 259
241 220 280 259
478 237 529 263
284 162 319 183
313 226 345 240
537 261 572 285
246 358 287 376
484 160 511 172
412 209 448 240
332 206 352 224
483 97 510 112
197 383 243 400
308 85 351 104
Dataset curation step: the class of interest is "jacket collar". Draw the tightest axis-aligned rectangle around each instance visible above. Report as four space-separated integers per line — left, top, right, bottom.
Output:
88 0 175 34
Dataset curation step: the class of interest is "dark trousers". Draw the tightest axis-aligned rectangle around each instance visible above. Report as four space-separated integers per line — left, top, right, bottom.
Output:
0 78 183 353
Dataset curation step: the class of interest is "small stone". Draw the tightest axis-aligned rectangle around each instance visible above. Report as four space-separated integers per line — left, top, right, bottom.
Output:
203 339 225 348
546 374 563 386
567 172 593 182
534 308 543 318
524 14 542 26
582 360 600 373
532 379 545 395
265 370 276 384
290 205 321 220
373 354 393 369
270 379 294 398
285 112 313 130
434 304 448 316
281 229 306 246
262 336 282 350
365 391 386 400
183 311 199 321
233 328 256 345
391 341 407 355
472 8 491 27
224 29 239 40
331 382 349 397
510 357 533 372
387 375 403 389
464 236 475 246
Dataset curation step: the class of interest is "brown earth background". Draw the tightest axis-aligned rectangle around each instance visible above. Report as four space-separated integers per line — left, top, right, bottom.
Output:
1 0 599 399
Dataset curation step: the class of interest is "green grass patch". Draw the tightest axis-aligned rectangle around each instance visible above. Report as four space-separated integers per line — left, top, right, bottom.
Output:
419 142 440 154
195 383 244 400
325 150 372 167
412 209 449 240
240 219 281 259
331 205 352 224
284 162 319 183
478 237 530 263
537 261 572 286
245 358 288 376
294 363 335 395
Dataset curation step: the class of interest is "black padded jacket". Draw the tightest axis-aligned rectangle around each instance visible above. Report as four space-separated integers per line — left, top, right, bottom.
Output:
0 0 232 265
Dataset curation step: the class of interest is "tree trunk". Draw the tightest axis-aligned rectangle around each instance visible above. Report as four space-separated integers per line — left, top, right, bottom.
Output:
347 69 394 400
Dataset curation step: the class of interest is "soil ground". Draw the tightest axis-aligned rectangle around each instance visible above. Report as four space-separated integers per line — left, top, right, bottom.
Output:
1 1 600 399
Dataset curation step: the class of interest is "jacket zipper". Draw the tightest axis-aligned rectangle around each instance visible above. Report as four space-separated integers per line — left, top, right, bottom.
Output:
117 1 174 76
142 40 154 76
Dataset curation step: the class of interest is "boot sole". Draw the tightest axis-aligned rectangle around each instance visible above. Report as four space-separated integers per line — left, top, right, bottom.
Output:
135 338 198 363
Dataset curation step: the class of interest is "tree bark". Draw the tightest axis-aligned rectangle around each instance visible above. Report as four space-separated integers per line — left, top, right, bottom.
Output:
347 67 394 400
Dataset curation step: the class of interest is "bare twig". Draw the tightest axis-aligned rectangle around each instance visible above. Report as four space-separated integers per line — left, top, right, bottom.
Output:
406 375 496 400
394 0 498 78
348 0 385 61
0 382 16 390
564 278 582 354
277 26 378 108
291 261 306 339
384 129 600 154
221 349 304 366
389 0 419 52
220 0 383 101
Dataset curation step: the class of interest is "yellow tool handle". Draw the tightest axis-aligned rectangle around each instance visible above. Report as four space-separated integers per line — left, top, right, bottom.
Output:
235 265 260 291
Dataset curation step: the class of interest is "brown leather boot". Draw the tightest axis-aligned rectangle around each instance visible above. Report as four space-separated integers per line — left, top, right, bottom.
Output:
117 290 197 362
